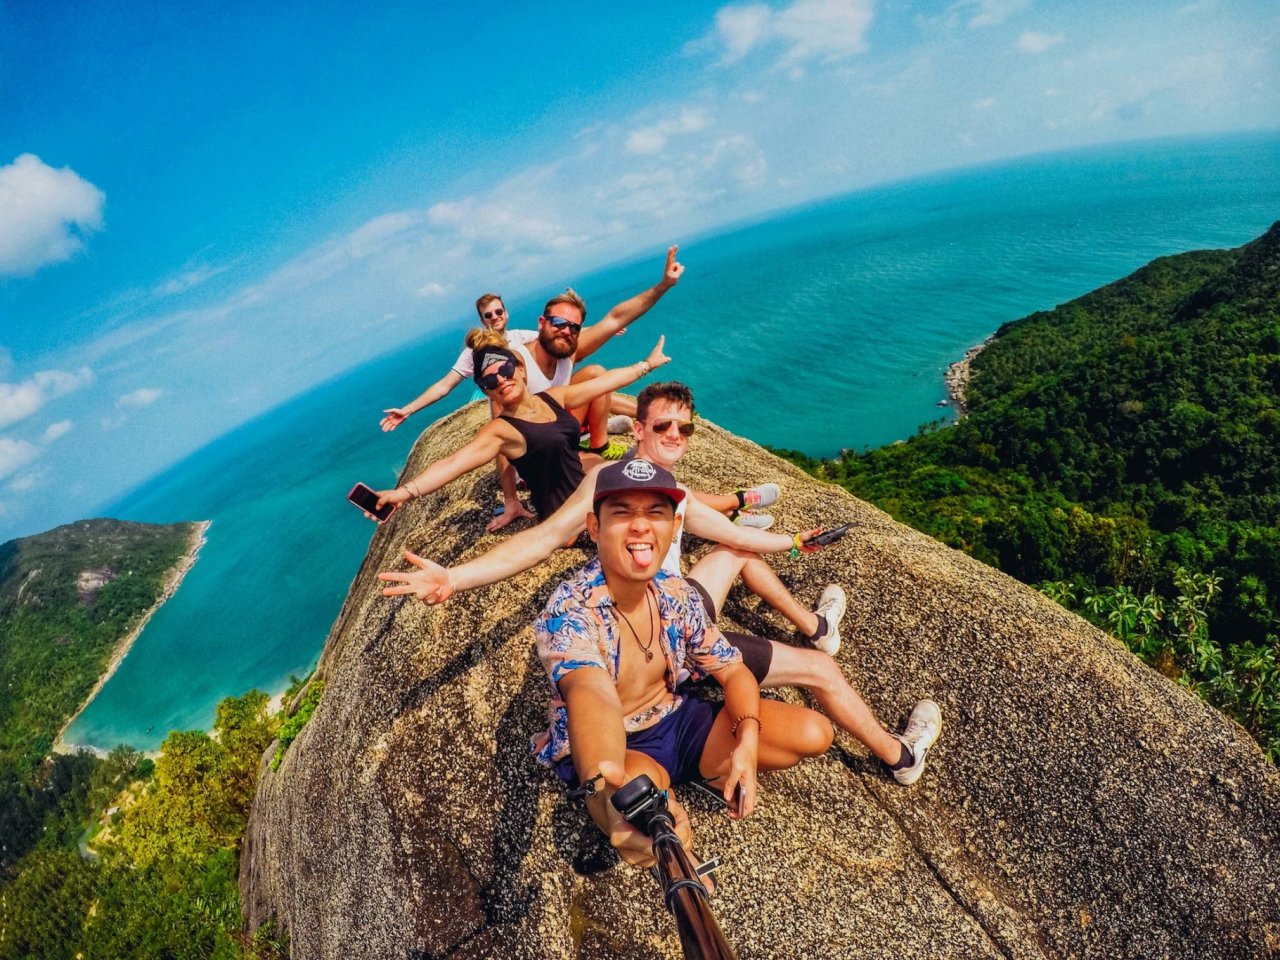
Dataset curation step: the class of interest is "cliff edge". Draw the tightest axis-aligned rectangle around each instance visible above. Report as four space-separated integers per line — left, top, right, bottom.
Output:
241 404 1280 959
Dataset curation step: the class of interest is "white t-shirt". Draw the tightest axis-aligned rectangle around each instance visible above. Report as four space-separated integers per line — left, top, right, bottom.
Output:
511 339 573 394
450 329 540 379
662 493 688 576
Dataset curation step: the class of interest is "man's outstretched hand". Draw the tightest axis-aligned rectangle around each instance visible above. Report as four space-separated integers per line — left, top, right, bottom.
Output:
378 550 455 605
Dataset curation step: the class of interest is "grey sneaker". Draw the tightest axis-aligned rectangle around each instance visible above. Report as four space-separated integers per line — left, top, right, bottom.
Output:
733 511 775 529
736 482 780 510
607 414 634 435
811 584 846 656
892 700 942 786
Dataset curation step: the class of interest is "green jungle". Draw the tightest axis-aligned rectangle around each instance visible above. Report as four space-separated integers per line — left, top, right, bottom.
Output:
778 222 1280 762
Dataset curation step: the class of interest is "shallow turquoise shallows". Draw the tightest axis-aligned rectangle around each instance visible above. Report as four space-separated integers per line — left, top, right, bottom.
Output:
69 131 1280 750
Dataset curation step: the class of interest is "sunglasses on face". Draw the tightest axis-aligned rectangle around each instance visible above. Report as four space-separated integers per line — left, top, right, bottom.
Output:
544 315 582 335
649 419 696 437
478 359 518 391
482 306 506 321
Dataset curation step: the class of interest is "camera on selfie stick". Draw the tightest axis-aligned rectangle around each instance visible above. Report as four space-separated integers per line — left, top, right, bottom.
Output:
610 774 738 960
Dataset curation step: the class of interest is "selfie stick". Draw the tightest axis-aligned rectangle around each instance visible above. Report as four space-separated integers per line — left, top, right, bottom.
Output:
611 775 738 960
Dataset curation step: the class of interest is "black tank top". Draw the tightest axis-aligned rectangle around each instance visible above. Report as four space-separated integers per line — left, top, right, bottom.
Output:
501 392 584 517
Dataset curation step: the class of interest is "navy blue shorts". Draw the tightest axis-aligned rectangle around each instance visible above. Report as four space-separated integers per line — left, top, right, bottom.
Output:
554 696 722 787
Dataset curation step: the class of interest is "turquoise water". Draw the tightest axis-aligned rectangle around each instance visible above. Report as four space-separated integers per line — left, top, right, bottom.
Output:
70 132 1280 750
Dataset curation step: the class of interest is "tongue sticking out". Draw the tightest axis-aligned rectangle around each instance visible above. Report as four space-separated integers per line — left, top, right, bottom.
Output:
628 544 654 569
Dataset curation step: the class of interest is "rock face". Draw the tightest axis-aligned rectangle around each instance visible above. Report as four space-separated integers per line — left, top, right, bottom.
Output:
240 404 1280 960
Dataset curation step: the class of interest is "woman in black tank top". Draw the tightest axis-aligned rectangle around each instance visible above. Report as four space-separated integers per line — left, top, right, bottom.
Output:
371 331 670 526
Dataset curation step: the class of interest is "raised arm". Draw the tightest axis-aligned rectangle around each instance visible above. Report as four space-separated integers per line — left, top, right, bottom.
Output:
378 468 599 603
380 370 467 432
574 246 683 360
374 422 513 510
550 336 670 411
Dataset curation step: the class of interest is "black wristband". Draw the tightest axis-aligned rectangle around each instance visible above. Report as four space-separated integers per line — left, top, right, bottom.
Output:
567 772 605 801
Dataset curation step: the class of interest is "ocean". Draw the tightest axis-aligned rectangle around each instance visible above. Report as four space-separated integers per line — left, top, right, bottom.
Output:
68 131 1280 750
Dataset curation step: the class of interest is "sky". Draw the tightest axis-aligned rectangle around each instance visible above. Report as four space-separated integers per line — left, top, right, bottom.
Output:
0 0 1277 542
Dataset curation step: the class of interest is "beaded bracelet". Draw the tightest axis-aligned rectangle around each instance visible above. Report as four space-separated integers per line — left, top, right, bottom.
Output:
789 532 804 559
731 714 761 738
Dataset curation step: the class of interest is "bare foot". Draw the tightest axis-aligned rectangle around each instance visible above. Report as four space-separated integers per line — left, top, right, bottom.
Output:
487 503 534 532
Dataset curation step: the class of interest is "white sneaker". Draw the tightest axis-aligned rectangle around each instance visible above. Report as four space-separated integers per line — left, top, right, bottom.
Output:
736 482 780 510
811 584 846 656
608 414 634 435
892 700 942 786
732 511 774 529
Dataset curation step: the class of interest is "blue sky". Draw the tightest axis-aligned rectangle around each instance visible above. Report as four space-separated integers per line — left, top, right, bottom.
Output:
1 0 1277 541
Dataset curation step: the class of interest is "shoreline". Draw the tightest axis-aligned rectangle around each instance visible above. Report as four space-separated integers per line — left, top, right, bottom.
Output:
944 334 995 416
52 520 213 755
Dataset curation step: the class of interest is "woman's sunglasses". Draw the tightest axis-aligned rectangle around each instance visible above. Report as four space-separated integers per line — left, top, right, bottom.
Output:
649 419 696 437
478 359 518 391
544 315 583 335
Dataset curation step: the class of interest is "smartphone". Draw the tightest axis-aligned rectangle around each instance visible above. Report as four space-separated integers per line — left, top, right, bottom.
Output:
347 482 395 523
730 783 745 816
805 522 853 547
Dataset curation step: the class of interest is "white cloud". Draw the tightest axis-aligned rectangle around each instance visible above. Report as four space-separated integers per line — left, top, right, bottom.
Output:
700 0 875 66
0 154 106 277
948 0 1029 28
0 438 40 480
117 387 164 409
155 263 230 297
8 470 44 493
416 282 447 298
972 96 998 109
0 367 95 430
1018 30 1065 53
626 109 712 154
42 420 73 443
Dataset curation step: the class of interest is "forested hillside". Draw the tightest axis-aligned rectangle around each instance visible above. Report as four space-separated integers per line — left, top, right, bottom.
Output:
779 222 1280 759
0 519 197 869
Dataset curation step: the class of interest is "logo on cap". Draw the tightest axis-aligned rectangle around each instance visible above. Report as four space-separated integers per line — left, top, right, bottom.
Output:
622 459 656 482
481 352 509 370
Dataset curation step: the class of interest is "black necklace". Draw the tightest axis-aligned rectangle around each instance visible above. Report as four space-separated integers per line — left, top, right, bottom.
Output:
614 590 657 662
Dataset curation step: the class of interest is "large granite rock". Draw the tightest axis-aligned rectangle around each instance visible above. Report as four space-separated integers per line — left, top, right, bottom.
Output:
240 403 1280 959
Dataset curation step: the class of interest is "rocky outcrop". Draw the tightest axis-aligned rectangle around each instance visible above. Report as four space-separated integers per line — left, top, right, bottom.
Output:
240 404 1280 959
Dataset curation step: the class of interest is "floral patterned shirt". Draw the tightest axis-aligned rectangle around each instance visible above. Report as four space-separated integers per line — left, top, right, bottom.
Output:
531 556 742 766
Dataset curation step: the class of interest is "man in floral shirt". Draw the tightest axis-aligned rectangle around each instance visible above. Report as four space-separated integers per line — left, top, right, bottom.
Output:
532 458 835 870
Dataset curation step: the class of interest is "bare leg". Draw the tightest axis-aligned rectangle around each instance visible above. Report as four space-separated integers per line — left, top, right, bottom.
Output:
687 545 817 636
610 394 637 418
761 645 901 765
692 489 738 516
739 556 819 636
699 699 833 778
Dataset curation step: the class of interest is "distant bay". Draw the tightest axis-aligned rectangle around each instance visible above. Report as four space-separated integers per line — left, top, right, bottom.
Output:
69 131 1280 750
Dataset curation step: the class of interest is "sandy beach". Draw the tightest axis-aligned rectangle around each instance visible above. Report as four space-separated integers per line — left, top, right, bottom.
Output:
52 520 213 755
944 334 995 416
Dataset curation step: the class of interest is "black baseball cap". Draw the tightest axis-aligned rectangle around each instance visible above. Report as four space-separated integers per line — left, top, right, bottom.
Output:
593 458 685 507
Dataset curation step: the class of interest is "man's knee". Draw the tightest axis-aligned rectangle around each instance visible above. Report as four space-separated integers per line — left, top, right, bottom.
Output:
572 364 606 382
795 710 835 757
791 648 848 694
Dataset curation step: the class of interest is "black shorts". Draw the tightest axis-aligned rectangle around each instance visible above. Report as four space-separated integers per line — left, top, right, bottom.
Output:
686 577 773 684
